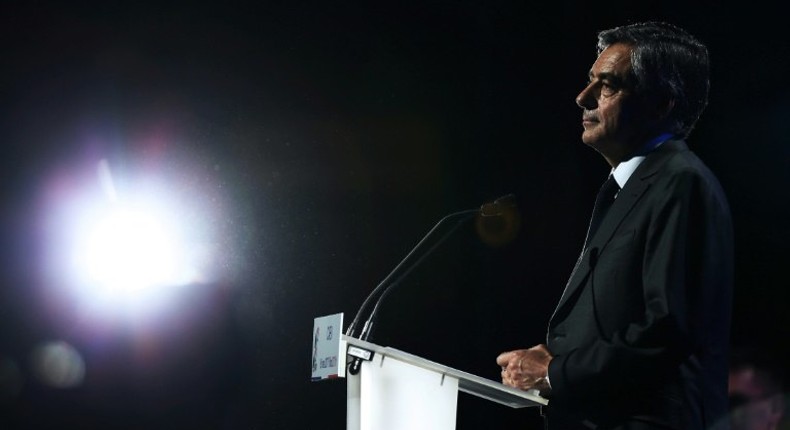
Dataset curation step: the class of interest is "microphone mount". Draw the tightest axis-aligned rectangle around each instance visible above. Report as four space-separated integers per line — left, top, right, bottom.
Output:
344 194 517 374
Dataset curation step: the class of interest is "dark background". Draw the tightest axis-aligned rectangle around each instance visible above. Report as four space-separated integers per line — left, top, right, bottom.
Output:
1 1 787 429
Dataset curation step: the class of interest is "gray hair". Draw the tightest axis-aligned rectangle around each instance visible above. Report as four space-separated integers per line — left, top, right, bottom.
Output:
597 22 710 138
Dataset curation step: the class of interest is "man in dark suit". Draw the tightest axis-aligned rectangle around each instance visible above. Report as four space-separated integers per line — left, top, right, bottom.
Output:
496 22 734 429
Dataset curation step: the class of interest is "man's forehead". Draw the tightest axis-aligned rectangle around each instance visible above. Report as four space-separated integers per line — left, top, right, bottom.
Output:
589 44 633 77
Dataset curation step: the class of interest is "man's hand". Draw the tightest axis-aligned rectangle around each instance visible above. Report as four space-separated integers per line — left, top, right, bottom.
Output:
496 344 553 392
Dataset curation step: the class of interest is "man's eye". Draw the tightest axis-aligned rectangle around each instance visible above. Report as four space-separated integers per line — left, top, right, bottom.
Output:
600 82 618 95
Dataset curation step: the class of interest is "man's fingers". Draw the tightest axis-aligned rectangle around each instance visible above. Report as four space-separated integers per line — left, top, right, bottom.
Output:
499 345 553 391
496 350 515 367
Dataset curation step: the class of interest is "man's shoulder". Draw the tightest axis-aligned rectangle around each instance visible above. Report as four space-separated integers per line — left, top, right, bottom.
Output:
651 140 722 184
648 143 731 211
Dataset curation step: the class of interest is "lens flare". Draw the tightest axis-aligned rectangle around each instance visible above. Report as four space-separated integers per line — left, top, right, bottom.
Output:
30 341 85 389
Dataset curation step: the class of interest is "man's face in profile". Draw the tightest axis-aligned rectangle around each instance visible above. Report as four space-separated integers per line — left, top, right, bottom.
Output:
575 42 661 165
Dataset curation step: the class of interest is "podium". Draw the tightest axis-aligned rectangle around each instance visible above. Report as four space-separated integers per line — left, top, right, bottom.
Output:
339 334 548 430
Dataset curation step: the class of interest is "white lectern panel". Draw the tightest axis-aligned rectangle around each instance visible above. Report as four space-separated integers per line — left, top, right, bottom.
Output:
347 354 459 430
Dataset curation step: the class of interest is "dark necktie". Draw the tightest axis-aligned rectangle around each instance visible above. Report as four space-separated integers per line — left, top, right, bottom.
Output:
583 175 620 250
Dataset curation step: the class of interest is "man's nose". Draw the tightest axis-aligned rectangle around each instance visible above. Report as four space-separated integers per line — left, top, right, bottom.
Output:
576 83 597 109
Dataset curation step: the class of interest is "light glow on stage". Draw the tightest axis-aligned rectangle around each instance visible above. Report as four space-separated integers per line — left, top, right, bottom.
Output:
42 158 221 321
71 202 189 309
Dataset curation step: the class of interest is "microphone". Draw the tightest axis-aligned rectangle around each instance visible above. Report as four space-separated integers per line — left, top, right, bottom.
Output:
480 193 517 217
345 194 517 374
477 193 520 247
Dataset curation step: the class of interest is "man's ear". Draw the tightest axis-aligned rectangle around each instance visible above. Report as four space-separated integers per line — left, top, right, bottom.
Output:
654 96 675 120
641 91 674 119
640 93 675 129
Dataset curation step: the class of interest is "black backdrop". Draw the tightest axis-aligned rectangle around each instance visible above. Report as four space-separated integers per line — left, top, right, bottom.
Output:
1 1 788 429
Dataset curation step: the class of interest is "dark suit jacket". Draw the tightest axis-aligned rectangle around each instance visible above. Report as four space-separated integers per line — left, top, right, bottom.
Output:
545 140 734 430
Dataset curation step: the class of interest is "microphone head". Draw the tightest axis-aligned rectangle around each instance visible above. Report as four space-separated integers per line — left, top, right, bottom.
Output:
479 193 517 216
476 193 521 246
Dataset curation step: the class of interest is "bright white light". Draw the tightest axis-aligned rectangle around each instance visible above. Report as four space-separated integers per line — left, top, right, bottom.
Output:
65 194 207 317
41 158 220 320
77 207 182 299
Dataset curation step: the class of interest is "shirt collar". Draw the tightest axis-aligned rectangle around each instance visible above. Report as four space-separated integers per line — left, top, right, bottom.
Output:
611 133 673 188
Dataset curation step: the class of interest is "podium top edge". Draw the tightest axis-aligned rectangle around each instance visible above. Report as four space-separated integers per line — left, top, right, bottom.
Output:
341 335 548 407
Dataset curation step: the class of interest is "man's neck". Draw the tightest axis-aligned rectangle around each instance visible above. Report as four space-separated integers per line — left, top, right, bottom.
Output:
606 132 675 168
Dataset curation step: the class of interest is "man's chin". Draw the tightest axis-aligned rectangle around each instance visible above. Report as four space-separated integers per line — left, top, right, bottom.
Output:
581 133 601 149
581 135 614 159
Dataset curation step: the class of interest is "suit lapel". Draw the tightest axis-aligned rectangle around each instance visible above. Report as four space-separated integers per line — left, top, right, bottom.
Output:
549 140 688 326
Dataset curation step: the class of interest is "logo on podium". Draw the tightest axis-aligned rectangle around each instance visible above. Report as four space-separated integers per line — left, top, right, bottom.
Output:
311 313 344 381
